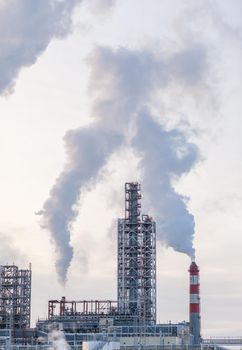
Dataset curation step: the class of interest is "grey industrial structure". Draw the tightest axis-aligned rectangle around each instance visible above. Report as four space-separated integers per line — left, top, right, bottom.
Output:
36 183 198 347
117 182 156 325
0 182 202 349
0 265 31 330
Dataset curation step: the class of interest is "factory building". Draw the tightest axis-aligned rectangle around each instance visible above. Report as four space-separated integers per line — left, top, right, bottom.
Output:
37 297 190 346
0 183 202 349
36 183 198 347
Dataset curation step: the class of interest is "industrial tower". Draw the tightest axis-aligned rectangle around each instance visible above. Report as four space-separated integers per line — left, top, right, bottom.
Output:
0 265 32 330
117 182 156 325
189 261 201 344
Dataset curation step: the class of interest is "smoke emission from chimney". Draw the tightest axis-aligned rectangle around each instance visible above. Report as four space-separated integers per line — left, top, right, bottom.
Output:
38 124 123 284
133 112 198 259
40 43 208 283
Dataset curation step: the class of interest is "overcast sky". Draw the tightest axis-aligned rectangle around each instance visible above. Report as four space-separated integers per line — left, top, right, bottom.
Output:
0 0 242 337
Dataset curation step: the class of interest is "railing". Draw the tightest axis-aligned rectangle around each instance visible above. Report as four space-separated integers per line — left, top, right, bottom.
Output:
0 346 80 350
203 337 242 345
0 345 228 350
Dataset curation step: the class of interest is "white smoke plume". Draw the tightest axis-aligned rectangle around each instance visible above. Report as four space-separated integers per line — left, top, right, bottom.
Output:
0 0 81 94
133 112 198 258
48 329 70 350
39 124 123 284
40 44 208 283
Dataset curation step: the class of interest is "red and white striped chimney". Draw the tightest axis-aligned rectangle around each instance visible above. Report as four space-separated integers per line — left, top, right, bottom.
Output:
189 261 201 344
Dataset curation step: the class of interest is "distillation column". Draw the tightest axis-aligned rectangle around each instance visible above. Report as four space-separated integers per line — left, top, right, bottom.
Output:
117 182 156 325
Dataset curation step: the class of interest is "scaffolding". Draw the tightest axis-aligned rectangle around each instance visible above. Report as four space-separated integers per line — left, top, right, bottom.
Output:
48 298 117 318
117 183 156 325
0 265 31 330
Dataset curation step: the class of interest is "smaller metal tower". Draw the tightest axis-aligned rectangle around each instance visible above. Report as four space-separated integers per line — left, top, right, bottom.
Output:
0 265 32 330
189 261 201 344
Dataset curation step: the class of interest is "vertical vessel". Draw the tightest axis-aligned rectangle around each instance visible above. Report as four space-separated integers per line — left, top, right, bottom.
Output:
189 261 201 344
117 182 156 325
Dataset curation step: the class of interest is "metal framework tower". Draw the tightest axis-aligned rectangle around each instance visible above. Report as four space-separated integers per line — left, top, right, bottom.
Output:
0 265 32 330
117 182 156 325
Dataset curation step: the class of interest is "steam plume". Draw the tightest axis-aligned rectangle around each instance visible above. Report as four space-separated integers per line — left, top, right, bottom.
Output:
48 329 70 350
40 44 208 282
0 0 81 94
39 124 123 284
133 112 198 258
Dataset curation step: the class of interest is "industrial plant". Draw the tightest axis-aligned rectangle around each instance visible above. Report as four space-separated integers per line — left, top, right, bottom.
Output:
0 182 204 349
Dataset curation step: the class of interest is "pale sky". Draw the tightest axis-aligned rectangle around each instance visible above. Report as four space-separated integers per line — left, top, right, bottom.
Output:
0 0 242 337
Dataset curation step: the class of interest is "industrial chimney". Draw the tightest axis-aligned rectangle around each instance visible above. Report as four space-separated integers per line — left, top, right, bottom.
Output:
189 261 201 344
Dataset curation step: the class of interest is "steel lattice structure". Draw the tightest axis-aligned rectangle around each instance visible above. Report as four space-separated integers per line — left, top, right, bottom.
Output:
0 265 31 330
48 297 117 318
117 183 156 325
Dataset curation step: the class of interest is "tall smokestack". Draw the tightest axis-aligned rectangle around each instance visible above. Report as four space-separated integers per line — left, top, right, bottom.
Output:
189 261 201 345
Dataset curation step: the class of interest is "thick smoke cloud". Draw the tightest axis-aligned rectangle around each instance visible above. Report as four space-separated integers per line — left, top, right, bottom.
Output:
40 44 208 283
0 0 81 94
40 47 166 283
133 112 198 258
87 47 167 130
39 124 122 284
